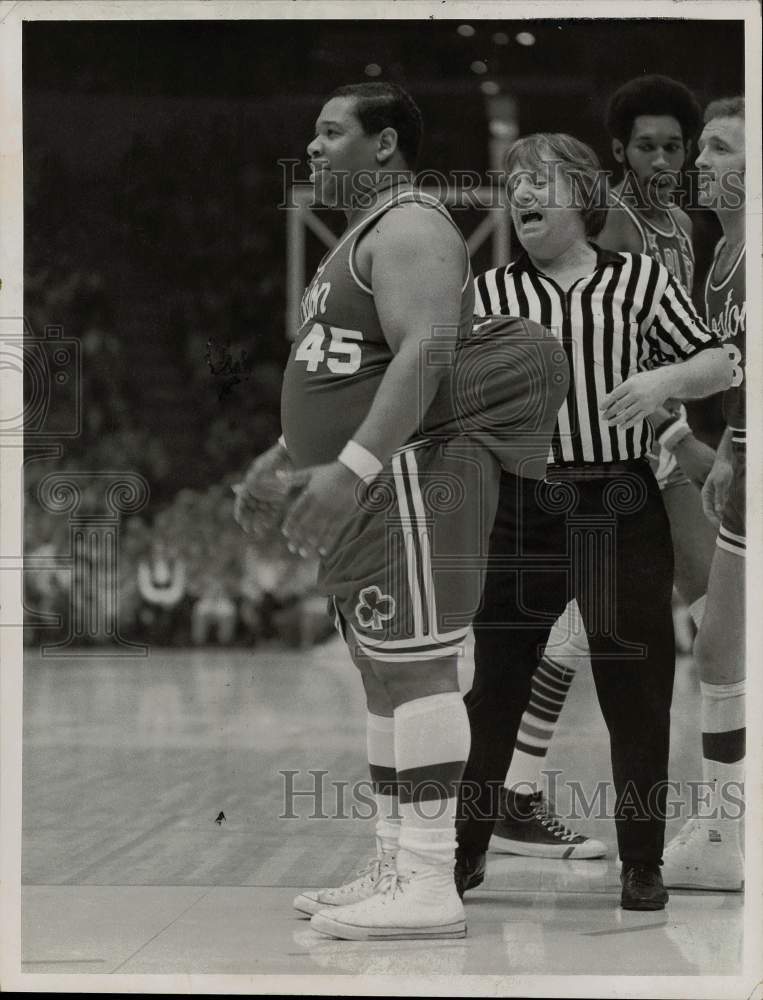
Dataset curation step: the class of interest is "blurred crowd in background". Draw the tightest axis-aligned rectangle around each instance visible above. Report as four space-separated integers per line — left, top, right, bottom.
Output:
23 123 327 650
24 479 335 650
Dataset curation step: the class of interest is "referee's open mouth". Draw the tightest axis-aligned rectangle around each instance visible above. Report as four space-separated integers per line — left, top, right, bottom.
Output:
519 210 544 229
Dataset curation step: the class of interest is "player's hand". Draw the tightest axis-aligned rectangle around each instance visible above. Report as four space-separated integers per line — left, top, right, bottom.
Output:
232 484 288 540
242 442 293 502
280 461 362 559
600 370 671 429
233 442 293 535
701 455 733 526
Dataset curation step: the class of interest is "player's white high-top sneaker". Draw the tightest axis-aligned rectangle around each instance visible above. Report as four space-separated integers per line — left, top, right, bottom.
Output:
293 848 396 916
666 817 699 846
662 820 744 891
310 863 466 940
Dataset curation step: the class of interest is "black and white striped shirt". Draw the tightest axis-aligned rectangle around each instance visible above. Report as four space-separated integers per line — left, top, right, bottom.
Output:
475 246 719 466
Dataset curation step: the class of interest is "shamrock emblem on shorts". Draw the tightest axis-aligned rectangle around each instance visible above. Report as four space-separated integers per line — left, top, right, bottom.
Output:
355 586 396 631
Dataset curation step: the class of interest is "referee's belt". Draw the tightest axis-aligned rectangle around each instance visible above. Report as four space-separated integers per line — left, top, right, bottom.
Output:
544 458 648 481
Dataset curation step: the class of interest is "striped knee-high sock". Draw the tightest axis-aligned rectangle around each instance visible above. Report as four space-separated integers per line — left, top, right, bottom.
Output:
506 610 588 794
366 712 400 854
700 679 745 837
394 692 470 872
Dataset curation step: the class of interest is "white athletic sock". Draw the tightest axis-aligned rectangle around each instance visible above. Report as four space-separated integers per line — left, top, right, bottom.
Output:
506 605 587 795
699 680 745 836
393 692 470 871
366 712 400 854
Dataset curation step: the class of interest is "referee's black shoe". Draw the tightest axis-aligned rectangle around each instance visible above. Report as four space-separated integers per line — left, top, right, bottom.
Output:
455 846 486 898
620 863 669 910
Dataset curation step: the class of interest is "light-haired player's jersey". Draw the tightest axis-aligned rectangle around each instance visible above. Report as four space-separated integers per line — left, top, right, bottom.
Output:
610 190 695 294
281 189 473 470
705 239 745 433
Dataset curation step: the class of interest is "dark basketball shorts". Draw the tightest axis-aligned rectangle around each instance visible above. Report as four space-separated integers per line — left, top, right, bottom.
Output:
718 432 746 557
319 436 501 662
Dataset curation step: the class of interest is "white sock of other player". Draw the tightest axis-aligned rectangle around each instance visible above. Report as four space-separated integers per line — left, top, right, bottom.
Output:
366 712 400 854
394 692 470 873
699 679 745 839
505 604 586 796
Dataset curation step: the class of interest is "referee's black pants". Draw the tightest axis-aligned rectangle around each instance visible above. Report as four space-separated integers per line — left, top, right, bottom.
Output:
457 459 676 867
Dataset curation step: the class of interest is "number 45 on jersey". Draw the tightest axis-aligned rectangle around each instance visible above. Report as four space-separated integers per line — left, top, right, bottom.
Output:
295 323 363 375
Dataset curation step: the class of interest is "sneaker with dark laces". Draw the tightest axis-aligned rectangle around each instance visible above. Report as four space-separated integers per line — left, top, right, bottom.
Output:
490 790 607 860
620 863 669 910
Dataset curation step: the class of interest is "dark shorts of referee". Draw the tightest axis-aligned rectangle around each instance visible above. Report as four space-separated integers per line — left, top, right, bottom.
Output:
457 458 676 867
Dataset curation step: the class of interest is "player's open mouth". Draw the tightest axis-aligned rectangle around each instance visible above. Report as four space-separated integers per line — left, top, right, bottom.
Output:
520 211 543 225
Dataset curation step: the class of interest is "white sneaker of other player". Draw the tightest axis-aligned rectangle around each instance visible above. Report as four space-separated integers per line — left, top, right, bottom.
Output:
310 864 466 940
662 820 744 891
293 848 396 916
666 816 699 846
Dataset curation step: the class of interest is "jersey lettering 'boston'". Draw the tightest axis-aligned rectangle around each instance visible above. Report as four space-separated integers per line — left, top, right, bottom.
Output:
300 276 331 324
708 288 746 343
704 241 745 425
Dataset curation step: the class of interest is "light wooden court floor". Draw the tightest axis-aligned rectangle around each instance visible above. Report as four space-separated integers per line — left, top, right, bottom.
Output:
20 638 746 980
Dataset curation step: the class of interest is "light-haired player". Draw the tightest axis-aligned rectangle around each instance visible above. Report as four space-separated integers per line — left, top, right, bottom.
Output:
661 96 746 890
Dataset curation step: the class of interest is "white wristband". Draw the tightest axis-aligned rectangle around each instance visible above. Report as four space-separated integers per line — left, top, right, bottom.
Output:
657 418 692 452
278 435 286 449
338 440 383 482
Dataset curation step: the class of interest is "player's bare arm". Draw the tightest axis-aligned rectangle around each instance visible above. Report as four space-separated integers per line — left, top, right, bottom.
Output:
702 426 734 526
351 203 465 459
281 205 465 557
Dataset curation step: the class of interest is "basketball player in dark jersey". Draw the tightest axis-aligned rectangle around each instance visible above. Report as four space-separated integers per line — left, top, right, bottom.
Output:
601 75 699 288
601 74 718 579
234 83 566 939
490 76 717 862
661 97 746 890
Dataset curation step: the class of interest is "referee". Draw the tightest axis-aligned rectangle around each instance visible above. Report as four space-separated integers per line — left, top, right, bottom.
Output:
456 133 731 911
